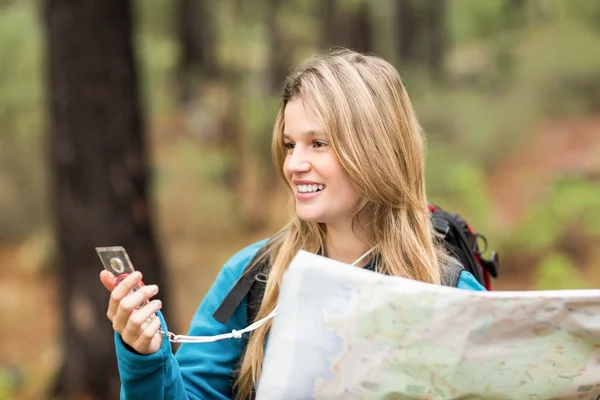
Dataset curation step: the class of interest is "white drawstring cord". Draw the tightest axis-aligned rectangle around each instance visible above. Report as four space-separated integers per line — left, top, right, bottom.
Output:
160 305 280 343
160 247 375 343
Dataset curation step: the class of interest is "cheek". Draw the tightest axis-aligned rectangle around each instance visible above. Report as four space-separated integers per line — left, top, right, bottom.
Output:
282 156 292 181
336 171 358 198
341 180 359 203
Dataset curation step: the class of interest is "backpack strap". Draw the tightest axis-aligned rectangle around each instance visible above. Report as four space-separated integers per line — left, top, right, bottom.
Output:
441 260 463 287
246 257 270 324
243 257 463 325
214 243 465 325
212 246 268 324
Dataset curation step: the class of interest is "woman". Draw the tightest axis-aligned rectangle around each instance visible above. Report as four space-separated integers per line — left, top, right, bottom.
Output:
100 49 485 400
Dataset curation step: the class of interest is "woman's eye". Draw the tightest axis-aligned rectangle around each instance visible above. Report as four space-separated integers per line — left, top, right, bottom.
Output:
313 140 328 148
284 142 295 150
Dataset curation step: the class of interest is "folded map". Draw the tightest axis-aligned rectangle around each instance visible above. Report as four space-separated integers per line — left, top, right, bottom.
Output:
256 251 600 400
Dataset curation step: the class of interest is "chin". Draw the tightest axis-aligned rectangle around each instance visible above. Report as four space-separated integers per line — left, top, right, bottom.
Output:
295 210 325 224
297 215 323 223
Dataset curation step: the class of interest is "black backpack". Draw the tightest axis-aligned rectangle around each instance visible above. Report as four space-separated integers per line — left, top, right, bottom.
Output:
213 204 499 326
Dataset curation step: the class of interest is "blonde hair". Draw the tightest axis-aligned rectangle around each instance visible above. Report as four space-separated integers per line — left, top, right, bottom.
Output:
234 49 449 399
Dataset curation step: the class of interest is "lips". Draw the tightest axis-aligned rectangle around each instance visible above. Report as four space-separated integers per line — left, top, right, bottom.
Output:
296 189 323 201
292 180 325 201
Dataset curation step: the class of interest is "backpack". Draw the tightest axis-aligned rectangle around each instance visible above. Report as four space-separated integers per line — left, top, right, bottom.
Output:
428 204 499 290
213 204 499 326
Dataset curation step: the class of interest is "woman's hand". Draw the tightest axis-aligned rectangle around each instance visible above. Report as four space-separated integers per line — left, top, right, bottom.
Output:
100 270 163 354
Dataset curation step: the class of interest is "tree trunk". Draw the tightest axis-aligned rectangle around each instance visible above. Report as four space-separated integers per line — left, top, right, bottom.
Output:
395 0 417 64
395 0 447 79
320 0 373 54
346 1 373 54
320 0 338 50
425 0 447 80
43 0 167 398
267 0 286 92
176 0 217 104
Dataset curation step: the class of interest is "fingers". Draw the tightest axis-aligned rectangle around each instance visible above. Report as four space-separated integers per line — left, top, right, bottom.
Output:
111 284 159 330
99 270 117 292
102 267 165 354
107 271 145 320
121 299 163 344
135 311 163 351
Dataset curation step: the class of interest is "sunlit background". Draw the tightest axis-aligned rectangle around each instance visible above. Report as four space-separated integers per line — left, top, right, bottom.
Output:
1 0 599 398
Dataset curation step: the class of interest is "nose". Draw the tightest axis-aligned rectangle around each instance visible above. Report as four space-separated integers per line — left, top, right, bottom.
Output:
284 146 311 175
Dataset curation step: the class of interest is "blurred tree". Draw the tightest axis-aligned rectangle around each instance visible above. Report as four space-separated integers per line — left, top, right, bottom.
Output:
320 0 374 54
504 0 526 28
424 0 447 79
267 0 287 92
320 0 339 50
395 0 417 63
176 0 218 104
395 0 447 79
345 0 373 54
43 0 167 398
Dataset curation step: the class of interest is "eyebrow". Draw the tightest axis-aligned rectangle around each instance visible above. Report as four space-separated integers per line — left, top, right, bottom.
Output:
282 130 324 139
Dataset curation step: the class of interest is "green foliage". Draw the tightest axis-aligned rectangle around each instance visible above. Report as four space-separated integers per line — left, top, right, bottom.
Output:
0 368 16 400
448 0 510 44
416 85 527 168
154 141 239 235
0 0 598 273
535 252 587 290
449 0 600 46
134 0 174 40
241 92 280 172
0 0 47 240
506 175 600 253
417 19 600 181
0 0 42 138
0 369 14 399
563 0 600 31
427 158 493 232
512 21 600 118
3 2 600 398
135 10 178 115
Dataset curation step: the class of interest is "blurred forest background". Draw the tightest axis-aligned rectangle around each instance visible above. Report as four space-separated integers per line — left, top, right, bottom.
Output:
0 0 599 398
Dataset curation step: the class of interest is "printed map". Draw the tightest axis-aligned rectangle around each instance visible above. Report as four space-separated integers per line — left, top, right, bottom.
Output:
256 251 600 400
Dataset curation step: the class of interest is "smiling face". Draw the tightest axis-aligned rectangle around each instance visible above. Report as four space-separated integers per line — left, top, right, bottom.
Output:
282 96 360 227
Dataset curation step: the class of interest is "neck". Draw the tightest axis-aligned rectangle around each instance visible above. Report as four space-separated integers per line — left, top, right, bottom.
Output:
323 221 370 267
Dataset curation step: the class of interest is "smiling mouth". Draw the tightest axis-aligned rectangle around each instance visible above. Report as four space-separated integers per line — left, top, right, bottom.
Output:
297 184 325 194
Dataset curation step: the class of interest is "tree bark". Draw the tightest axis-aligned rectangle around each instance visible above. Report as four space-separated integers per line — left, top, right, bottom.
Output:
320 0 338 50
43 0 167 398
346 1 373 54
425 0 447 80
395 0 417 64
267 0 286 92
320 0 373 54
395 0 447 79
176 0 217 104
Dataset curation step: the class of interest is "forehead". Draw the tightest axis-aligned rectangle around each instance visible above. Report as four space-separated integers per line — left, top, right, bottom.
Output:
283 97 323 138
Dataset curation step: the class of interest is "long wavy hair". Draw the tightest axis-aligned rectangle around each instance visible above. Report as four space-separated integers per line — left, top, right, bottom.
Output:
234 49 450 399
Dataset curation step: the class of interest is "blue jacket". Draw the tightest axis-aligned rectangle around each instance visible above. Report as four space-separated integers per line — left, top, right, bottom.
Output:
114 239 486 399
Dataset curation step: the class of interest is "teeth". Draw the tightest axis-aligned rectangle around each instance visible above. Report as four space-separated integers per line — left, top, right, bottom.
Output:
298 184 325 193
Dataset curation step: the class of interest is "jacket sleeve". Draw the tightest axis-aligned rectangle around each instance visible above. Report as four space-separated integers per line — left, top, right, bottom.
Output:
113 240 267 400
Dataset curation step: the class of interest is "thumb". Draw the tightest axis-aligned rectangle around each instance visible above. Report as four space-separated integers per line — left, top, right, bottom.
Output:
99 270 117 292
